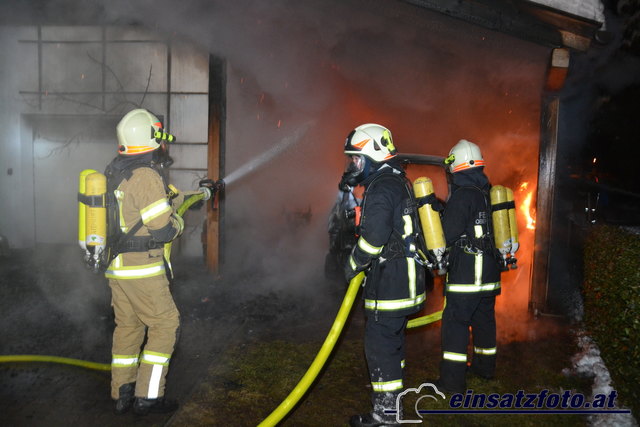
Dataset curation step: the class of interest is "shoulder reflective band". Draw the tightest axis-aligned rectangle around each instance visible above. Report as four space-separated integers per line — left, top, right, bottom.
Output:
78 193 105 207
443 351 467 362
474 346 497 355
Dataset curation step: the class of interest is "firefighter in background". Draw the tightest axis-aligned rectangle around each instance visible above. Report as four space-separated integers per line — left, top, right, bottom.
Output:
435 139 502 393
325 183 360 282
105 108 194 416
343 124 426 427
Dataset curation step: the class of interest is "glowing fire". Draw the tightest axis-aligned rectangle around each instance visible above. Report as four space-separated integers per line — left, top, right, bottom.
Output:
519 182 536 230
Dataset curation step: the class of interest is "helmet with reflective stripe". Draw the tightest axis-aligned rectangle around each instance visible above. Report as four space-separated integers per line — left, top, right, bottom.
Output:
344 123 397 163
342 123 398 186
444 139 485 173
116 108 173 156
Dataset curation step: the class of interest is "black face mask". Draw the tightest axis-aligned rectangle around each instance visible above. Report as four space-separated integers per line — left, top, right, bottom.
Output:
152 143 174 169
341 154 372 187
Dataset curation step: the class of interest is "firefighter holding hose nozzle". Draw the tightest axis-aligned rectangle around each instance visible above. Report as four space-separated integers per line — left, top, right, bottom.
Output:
93 108 217 416
342 124 426 427
432 139 503 394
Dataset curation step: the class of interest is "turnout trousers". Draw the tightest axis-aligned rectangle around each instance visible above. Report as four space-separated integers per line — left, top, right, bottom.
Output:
364 314 408 411
109 275 180 400
439 294 496 391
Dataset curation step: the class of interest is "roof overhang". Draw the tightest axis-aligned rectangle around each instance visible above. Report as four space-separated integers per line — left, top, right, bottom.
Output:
401 0 605 51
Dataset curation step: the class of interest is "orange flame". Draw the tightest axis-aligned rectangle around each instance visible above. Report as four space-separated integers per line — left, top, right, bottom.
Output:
519 182 536 230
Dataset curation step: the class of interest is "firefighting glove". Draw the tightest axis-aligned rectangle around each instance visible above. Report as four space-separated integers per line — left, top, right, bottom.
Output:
344 255 367 283
338 173 352 192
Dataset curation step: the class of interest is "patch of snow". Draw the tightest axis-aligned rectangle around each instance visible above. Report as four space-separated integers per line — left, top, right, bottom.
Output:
564 329 638 427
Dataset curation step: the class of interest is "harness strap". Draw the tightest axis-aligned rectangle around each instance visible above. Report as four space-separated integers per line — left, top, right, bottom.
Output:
491 200 515 212
77 193 105 207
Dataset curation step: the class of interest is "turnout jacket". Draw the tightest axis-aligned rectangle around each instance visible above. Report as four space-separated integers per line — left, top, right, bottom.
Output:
442 168 501 295
348 166 426 317
104 154 182 280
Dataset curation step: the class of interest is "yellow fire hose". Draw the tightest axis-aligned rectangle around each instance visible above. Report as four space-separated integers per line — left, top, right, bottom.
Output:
407 297 446 329
3 190 445 424
258 273 446 426
257 271 365 427
0 355 111 371
176 192 206 217
0 193 206 373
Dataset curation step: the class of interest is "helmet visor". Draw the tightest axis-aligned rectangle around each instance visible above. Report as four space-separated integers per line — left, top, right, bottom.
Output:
344 155 365 176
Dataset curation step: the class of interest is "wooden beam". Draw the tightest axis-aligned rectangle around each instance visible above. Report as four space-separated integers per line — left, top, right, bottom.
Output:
530 96 559 314
206 55 226 274
545 48 570 92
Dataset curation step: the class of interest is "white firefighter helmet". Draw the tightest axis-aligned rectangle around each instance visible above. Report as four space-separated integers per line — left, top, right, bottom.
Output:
116 108 174 155
344 123 397 163
444 139 485 173
342 123 398 185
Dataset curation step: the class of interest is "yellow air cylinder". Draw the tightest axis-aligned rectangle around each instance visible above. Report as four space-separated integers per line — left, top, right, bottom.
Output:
490 185 512 257
78 169 97 250
412 177 445 262
506 187 519 255
85 172 107 256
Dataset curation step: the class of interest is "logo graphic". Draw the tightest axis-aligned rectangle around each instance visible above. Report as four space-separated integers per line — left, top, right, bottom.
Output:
394 382 446 424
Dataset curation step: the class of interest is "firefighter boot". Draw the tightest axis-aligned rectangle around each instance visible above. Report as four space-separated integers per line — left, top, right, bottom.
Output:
133 397 179 416
113 382 135 415
349 392 401 426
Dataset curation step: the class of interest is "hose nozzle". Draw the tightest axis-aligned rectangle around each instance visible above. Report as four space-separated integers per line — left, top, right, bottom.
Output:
198 179 225 207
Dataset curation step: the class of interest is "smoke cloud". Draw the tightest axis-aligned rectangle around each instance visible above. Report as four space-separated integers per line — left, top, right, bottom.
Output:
2 0 557 341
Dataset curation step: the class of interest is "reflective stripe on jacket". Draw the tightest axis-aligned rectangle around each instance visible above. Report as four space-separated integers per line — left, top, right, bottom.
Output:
442 169 501 295
352 168 426 317
106 167 175 280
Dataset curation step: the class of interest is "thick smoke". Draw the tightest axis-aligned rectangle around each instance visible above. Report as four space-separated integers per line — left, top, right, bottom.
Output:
2 0 556 341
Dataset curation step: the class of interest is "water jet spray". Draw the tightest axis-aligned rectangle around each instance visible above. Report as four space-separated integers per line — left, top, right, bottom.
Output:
222 121 314 187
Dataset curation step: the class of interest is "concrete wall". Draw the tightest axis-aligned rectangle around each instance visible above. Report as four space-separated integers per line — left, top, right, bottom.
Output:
0 25 209 258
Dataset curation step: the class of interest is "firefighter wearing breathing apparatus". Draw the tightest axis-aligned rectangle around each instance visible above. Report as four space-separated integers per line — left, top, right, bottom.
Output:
343 124 426 427
434 139 502 394
103 108 212 416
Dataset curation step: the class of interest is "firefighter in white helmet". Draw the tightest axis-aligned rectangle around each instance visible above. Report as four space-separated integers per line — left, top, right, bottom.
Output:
343 124 426 427
105 108 189 416
434 139 502 393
